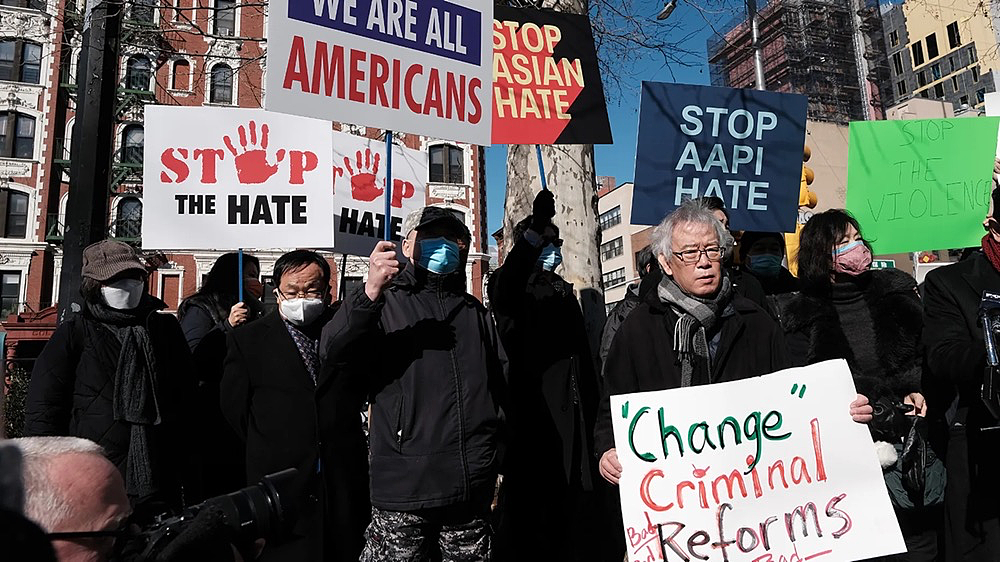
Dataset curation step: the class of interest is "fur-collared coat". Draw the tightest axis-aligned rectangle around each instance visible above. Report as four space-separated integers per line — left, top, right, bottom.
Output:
778 269 923 400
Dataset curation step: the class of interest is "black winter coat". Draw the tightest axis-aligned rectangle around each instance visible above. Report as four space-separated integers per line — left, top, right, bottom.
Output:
488 238 598 489
24 297 195 510
221 309 369 562
778 269 922 401
323 265 506 512
595 289 790 457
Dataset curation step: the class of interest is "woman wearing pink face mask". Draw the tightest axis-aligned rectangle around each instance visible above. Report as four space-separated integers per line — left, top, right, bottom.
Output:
775 209 939 561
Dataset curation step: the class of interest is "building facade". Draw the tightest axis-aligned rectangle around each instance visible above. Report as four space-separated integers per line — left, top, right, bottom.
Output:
0 0 491 367
596 181 651 310
708 0 889 124
881 1 998 111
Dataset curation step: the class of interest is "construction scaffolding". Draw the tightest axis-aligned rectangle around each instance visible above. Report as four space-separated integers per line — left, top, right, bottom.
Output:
708 0 879 124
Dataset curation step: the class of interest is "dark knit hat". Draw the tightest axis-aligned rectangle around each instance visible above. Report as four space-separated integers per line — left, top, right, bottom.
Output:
402 206 470 240
738 231 785 262
82 240 147 282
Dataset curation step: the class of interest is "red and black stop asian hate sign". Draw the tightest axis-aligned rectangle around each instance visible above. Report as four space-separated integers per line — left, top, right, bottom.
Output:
492 6 612 145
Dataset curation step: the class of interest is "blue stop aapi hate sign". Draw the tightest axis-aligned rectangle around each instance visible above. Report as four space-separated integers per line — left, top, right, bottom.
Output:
631 82 808 232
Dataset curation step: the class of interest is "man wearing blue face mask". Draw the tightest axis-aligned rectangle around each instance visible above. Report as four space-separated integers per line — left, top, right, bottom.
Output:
738 231 799 296
487 190 605 562
323 206 506 562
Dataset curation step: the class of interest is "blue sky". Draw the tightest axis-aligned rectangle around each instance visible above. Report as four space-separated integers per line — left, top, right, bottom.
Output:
484 3 723 234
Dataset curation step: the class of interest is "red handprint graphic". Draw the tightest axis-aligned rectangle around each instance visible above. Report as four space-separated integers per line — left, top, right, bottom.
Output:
223 121 285 184
335 148 383 202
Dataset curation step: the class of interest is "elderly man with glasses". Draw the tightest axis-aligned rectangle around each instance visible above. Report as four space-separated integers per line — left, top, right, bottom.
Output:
594 199 792 487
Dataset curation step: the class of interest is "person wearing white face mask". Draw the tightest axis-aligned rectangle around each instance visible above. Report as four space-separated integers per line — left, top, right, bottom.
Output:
221 250 369 562
24 240 196 520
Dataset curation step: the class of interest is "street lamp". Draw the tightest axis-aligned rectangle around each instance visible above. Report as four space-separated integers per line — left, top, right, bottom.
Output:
657 0 677 20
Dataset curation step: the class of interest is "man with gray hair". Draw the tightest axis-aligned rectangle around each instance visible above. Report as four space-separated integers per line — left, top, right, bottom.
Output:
594 199 791 485
10 436 130 562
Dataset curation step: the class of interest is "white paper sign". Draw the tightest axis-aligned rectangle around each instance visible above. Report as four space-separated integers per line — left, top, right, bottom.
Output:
265 0 493 145
333 130 427 256
610 360 905 562
142 107 335 250
985 92 1000 160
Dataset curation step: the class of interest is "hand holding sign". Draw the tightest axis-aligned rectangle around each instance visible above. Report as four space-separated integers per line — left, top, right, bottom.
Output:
223 121 286 184
365 241 399 302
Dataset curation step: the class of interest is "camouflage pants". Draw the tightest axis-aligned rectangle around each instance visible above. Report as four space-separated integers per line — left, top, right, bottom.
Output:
359 504 492 562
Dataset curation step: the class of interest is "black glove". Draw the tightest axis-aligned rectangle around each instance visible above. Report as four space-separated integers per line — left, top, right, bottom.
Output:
155 507 237 562
530 189 556 232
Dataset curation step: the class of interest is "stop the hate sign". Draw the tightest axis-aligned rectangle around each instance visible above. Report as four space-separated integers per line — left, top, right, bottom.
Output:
631 82 807 232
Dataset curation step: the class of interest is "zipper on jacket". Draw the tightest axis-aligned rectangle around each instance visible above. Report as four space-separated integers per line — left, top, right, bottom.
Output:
395 395 404 450
440 287 471 493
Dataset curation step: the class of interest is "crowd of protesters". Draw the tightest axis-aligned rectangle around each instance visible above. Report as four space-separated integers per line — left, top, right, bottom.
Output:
7 177 1000 562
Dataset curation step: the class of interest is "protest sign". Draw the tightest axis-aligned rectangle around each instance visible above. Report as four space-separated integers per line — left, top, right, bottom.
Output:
611 359 905 562
143 107 335 250
491 6 611 144
631 82 807 232
265 0 493 145
846 118 999 254
333 130 427 255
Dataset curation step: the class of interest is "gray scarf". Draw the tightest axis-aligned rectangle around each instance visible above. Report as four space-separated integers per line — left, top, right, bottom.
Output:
88 301 162 500
657 274 733 387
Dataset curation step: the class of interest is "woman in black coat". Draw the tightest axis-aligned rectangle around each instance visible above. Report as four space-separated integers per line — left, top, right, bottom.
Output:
178 252 265 498
778 210 935 560
24 241 195 517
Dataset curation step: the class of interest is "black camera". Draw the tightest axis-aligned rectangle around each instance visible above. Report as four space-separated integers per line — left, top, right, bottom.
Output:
130 468 298 561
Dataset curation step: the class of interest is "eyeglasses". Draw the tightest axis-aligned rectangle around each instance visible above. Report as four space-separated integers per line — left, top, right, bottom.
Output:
277 289 325 299
46 528 129 556
672 246 725 265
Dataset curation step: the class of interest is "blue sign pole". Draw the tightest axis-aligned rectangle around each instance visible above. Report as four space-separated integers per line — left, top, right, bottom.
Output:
385 131 393 239
237 248 244 302
535 145 548 191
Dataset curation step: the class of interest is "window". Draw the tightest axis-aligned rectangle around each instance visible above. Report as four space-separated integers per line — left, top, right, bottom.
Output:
952 76 959 91
122 125 143 164
125 56 151 91
920 89 929 98
960 95 969 106
215 0 236 36
3 190 27 238
978 88 987 104
949 56 956 73
209 63 233 104
130 0 155 23
0 0 44 10
601 267 626 290
917 71 926 87
0 112 34 159
930 64 941 80
600 237 623 261
890 30 899 48
0 271 20 319
969 45 978 63
897 79 906 96
599 206 621 230
115 197 142 239
934 83 944 98
947 21 961 49
892 52 903 75
429 144 464 183
973 66 980 83
925 33 939 59
0 41 41 84
912 41 924 66
171 59 189 90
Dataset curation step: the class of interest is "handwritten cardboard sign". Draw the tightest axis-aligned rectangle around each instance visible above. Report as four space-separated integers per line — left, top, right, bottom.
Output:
846 118 999 254
332 130 427 256
631 82 807 232
265 0 493 145
142 107 335 250
610 360 904 562
491 5 611 144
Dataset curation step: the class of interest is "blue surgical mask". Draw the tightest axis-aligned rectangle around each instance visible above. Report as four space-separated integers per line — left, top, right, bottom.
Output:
417 237 460 275
538 244 563 271
834 240 864 255
747 254 782 278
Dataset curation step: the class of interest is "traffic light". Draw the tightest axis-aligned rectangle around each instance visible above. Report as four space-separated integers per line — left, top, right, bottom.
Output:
785 145 817 276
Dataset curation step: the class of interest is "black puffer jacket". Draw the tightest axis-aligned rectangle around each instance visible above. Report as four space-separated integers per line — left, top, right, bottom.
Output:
24 297 195 507
322 265 506 511
777 269 923 401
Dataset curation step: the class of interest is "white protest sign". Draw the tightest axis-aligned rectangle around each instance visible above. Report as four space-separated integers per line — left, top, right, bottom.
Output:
143 107 335 250
611 360 905 562
985 92 1000 160
265 0 492 145
333 130 427 255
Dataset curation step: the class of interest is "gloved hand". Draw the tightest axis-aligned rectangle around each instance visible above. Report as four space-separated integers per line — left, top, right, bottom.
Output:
154 507 238 562
530 189 556 233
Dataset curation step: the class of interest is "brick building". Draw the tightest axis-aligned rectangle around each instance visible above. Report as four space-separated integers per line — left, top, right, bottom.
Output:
0 0 491 368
